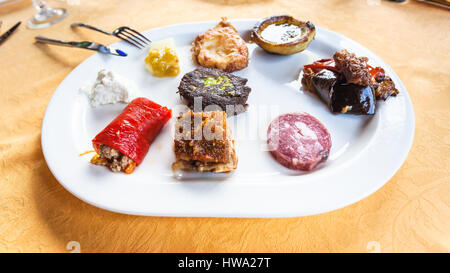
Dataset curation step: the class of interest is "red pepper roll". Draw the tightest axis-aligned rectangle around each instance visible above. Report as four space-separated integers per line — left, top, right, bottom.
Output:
92 97 172 166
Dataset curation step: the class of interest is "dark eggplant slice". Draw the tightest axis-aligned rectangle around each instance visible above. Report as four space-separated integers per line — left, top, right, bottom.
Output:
330 82 376 115
311 69 338 105
306 68 376 115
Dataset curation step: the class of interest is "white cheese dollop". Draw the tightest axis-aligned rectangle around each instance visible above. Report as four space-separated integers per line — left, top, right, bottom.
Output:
82 69 136 107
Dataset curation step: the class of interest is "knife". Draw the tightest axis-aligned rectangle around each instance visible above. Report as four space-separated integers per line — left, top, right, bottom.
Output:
0 21 21 46
35 36 127 57
417 0 450 9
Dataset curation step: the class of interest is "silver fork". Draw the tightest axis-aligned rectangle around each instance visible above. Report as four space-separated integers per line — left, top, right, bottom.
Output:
71 23 151 49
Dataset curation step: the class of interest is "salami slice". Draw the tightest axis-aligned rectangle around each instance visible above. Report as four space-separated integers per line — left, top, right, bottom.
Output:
267 113 331 171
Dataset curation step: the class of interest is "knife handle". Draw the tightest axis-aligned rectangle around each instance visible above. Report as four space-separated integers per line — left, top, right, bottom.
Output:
35 36 80 47
0 21 21 46
71 23 112 36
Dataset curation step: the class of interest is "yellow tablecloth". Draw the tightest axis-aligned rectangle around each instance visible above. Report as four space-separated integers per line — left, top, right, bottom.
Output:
0 0 449 253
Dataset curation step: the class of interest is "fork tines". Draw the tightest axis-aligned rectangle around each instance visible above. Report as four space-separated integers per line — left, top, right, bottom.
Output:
114 26 151 49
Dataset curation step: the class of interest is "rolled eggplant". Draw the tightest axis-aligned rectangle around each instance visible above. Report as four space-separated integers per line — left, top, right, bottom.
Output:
308 69 376 115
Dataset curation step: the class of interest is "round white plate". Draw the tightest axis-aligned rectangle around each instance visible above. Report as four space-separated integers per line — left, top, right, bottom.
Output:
41 19 414 217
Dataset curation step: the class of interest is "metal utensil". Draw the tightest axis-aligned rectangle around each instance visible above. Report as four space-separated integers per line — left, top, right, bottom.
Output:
35 36 127 57
417 0 450 9
71 23 151 49
0 21 21 46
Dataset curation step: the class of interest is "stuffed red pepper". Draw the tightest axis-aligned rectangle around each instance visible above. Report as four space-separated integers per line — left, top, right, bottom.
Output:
91 97 172 173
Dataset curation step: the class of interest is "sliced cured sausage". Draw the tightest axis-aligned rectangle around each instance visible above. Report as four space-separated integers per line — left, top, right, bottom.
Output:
267 113 331 171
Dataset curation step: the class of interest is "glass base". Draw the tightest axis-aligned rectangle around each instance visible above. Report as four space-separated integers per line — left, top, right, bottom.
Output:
27 7 67 29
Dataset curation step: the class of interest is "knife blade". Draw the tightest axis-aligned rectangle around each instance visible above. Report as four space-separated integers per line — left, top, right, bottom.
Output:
35 36 127 57
0 21 21 46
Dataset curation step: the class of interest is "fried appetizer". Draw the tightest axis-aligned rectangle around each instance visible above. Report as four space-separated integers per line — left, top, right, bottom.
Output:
192 17 249 72
172 110 238 173
178 68 251 115
368 66 399 101
333 49 371 86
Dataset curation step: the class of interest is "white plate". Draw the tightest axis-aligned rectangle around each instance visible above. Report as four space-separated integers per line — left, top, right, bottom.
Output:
41 19 414 217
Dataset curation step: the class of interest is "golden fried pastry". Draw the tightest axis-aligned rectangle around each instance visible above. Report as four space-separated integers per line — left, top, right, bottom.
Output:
192 17 249 72
172 110 238 173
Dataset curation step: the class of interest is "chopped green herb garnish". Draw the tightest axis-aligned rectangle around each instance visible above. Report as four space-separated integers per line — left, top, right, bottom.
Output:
202 76 234 90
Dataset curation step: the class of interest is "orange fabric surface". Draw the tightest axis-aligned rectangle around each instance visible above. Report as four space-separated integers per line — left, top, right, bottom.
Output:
0 0 449 253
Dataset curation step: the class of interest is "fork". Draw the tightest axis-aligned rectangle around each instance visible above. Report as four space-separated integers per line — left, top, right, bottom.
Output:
71 23 151 49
